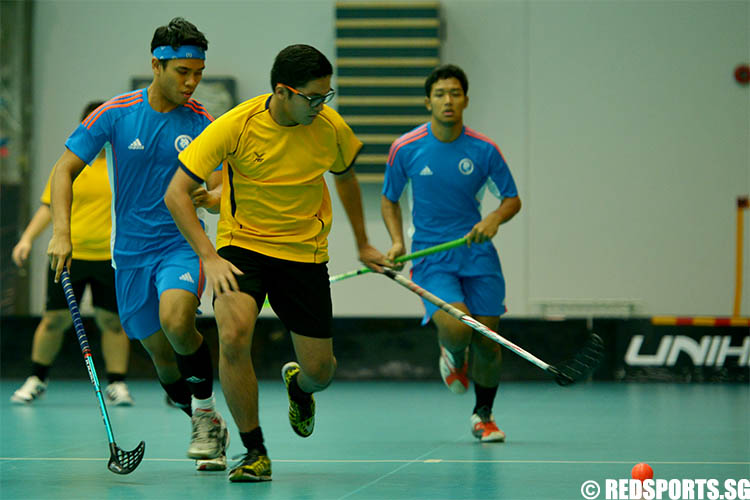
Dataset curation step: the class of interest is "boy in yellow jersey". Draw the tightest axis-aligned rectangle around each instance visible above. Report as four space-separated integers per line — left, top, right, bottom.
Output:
165 44 388 482
11 101 133 406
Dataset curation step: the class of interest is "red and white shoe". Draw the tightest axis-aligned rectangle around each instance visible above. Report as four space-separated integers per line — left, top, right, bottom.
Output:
439 346 469 394
471 407 506 443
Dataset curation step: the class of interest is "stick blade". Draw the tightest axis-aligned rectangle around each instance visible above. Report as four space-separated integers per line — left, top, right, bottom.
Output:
551 334 605 386
108 441 145 474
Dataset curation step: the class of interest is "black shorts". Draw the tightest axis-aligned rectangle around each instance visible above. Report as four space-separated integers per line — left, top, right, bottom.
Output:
218 246 332 338
46 259 118 313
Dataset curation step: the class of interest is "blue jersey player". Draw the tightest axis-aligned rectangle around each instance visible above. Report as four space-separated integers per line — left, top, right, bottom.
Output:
47 18 228 471
381 64 521 443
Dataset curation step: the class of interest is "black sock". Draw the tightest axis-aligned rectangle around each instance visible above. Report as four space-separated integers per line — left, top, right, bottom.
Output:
240 427 267 455
288 373 312 403
31 362 50 382
161 379 192 417
175 340 214 400
107 373 126 384
473 382 499 414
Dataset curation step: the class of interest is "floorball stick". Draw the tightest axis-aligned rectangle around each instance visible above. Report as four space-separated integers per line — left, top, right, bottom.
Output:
61 268 145 474
382 269 604 386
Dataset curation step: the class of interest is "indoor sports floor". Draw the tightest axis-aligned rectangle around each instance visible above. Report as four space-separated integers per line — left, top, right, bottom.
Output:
0 379 747 500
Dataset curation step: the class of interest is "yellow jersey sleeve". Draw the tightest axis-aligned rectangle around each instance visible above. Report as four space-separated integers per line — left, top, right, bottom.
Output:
40 169 54 205
178 110 241 181
322 107 362 174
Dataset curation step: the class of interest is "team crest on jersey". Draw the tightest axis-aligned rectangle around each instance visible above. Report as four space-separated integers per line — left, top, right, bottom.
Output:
458 158 474 175
174 134 193 152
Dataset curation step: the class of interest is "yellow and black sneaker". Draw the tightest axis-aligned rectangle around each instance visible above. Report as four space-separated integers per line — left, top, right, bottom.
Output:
228 450 271 482
281 361 315 438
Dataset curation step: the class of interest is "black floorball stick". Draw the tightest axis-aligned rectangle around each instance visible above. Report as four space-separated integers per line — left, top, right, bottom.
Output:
61 268 145 474
382 269 604 386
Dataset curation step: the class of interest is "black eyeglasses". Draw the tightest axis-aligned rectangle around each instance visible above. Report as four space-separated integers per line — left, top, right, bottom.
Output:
279 83 335 107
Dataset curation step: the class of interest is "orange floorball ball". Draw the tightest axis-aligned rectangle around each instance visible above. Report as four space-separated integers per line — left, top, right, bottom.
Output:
632 463 654 482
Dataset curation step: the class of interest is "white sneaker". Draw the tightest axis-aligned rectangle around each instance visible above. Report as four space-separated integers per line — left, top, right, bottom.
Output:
105 382 134 406
470 406 506 443
196 427 229 471
10 376 47 404
187 409 227 460
439 346 470 394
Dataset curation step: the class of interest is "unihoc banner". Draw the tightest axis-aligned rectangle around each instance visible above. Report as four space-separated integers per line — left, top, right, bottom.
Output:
594 318 749 382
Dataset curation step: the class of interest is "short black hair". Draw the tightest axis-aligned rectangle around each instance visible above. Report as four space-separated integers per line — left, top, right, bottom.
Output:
424 64 469 97
150 17 208 56
81 101 105 122
270 44 333 91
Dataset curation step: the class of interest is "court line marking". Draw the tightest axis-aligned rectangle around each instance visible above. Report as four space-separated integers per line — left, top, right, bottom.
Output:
334 441 455 500
1 458 748 465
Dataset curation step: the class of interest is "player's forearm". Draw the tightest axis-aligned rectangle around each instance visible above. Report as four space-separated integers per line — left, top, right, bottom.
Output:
204 186 221 214
380 196 404 246
204 169 223 213
334 172 371 249
50 166 75 238
487 196 522 227
19 205 53 244
165 190 218 261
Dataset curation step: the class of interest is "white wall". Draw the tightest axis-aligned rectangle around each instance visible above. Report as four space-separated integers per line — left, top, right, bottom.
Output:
28 0 749 318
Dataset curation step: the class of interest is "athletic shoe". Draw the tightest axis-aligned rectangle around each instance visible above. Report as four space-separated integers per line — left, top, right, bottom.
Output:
105 381 134 406
439 345 469 394
187 409 227 459
228 449 272 482
471 406 506 443
10 376 47 404
196 427 230 471
281 362 315 438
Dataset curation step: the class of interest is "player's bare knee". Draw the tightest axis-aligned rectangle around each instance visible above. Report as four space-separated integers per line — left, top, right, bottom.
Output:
41 310 72 331
218 328 252 360
301 359 336 390
159 312 193 339
473 335 502 361
94 310 123 334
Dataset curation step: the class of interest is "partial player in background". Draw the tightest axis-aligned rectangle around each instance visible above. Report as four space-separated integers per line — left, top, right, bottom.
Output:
46 18 226 472
11 102 134 407
165 44 388 482
381 64 521 443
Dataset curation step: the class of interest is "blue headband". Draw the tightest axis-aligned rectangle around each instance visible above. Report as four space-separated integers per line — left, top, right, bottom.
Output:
152 45 205 60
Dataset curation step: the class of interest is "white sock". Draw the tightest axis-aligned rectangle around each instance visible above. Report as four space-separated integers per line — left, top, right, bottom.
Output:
192 394 215 413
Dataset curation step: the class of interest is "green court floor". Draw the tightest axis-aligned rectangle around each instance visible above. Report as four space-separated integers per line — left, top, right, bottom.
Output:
1 380 748 499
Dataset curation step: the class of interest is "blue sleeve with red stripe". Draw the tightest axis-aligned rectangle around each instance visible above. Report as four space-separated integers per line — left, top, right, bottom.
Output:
382 142 408 202
65 103 113 165
487 147 518 198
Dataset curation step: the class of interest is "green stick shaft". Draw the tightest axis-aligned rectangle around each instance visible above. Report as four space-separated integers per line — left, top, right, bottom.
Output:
329 237 467 283
261 237 467 307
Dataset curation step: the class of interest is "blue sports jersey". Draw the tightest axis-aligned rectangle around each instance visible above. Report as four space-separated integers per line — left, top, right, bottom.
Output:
382 123 518 246
65 88 215 269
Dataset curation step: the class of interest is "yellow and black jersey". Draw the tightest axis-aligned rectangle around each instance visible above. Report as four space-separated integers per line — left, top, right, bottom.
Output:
178 93 362 263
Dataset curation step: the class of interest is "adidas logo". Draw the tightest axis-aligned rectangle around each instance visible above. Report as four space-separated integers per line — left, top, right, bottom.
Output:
179 272 194 283
128 138 144 150
419 165 433 176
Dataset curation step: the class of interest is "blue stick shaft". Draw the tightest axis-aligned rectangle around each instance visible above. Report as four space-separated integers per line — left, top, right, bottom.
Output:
61 268 116 444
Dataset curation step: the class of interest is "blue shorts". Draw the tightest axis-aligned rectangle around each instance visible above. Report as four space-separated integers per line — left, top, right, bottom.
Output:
410 241 506 325
114 243 204 340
